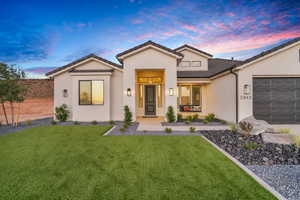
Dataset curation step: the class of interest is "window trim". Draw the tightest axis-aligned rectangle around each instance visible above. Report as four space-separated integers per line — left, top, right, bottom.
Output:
177 85 202 112
178 61 202 67
79 80 104 105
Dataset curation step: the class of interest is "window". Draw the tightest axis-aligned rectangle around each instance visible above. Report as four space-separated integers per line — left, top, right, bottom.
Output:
179 61 190 67
191 61 201 67
178 85 202 112
79 80 104 105
179 61 202 67
180 86 191 105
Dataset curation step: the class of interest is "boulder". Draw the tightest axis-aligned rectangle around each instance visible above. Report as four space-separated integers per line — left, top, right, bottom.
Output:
239 116 274 135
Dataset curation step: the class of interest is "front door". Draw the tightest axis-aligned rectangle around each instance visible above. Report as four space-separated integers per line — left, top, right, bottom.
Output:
145 85 156 116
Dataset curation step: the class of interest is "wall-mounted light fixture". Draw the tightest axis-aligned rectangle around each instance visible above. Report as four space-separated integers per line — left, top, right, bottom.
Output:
127 88 132 96
63 89 68 97
243 84 251 95
169 88 174 96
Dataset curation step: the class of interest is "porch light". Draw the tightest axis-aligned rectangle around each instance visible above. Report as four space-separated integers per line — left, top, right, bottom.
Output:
63 89 68 97
127 88 132 96
243 84 251 95
169 88 174 96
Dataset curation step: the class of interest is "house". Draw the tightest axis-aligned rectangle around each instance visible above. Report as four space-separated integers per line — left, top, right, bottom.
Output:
46 37 300 124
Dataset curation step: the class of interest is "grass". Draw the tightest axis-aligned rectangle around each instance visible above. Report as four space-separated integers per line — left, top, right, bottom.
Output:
0 126 275 200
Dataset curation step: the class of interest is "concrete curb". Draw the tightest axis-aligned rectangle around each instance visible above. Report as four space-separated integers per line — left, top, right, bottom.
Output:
201 135 287 200
103 126 116 136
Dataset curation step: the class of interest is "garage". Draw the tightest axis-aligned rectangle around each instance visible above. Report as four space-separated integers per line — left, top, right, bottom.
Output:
253 77 300 124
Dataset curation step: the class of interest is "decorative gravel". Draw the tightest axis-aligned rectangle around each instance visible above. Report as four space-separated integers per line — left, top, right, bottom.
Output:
202 130 300 165
0 118 53 135
247 165 300 200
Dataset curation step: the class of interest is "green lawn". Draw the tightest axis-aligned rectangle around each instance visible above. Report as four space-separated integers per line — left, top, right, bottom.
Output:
0 126 275 200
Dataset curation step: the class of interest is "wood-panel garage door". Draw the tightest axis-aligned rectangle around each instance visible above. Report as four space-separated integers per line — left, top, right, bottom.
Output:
253 77 300 124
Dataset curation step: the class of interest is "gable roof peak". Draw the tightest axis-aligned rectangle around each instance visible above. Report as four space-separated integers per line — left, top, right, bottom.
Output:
116 40 183 62
174 44 213 57
46 54 122 77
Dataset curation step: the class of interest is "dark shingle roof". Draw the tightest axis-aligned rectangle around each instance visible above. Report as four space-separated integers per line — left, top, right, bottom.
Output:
174 44 212 57
46 54 122 76
177 58 242 78
116 40 183 62
234 37 300 68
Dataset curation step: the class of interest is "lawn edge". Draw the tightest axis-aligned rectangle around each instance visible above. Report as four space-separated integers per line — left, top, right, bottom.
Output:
103 125 116 136
201 135 286 200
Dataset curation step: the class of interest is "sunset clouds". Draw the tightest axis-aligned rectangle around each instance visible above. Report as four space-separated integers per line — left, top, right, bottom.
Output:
0 0 299 77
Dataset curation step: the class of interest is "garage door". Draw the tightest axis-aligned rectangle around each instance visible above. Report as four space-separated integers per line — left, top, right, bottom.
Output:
253 77 300 124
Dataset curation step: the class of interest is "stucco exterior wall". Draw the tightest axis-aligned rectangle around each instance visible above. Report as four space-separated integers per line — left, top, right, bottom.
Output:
122 47 178 120
238 43 300 121
111 70 123 121
177 49 208 71
206 74 236 123
53 59 123 122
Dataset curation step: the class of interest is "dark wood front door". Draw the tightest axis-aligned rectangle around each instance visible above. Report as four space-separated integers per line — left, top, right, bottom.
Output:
145 85 156 116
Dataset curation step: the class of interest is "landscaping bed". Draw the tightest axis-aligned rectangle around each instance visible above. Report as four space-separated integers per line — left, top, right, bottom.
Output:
202 130 300 165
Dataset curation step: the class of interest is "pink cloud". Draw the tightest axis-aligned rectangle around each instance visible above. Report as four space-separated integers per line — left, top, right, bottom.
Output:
226 12 235 17
261 20 270 25
135 33 154 40
181 25 205 34
131 19 144 24
194 29 300 54
213 22 230 31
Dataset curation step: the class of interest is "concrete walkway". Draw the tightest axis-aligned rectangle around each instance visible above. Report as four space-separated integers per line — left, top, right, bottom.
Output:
272 125 300 136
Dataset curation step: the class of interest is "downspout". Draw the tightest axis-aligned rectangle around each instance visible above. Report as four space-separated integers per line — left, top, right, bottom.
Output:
230 67 239 124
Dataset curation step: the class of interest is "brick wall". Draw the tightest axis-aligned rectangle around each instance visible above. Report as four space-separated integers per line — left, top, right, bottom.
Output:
0 79 54 123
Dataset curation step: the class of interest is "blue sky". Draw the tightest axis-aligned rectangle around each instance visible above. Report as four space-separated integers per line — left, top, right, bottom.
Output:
0 0 300 78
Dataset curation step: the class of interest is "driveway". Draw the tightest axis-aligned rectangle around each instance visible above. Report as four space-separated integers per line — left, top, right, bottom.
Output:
272 124 300 135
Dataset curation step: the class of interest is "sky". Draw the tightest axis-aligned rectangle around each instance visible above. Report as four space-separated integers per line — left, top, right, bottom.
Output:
0 0 300 78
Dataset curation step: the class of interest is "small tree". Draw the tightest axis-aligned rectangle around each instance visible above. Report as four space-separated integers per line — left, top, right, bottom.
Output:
166 106 175 123
0 63 27 126
55 104 70 122
124 105 132 124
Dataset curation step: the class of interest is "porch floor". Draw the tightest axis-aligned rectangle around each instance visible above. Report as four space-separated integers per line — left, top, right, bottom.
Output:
137 117 164 131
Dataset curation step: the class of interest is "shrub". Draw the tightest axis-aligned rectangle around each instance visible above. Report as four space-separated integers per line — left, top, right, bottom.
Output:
165 127 172 133
229 123 238 132
123 123 128 129
91 120 98 125
25 120 32 126
0 121 2 126
185 121 190 124
109 120 115 125
203 119 209 124
124 105 132 125
74 121 80 125
239 121 253 136
279 128 290 134
119 128 125 133
205 113 215 122
177 113 183 122
166 106 175 123
51 120 57 125
186 115 193 122
192 114 199 121
293 135 300 148
220 120 227 124
189 127 196 133
55 104 69 122
143 130 147 133
243 142 259 150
